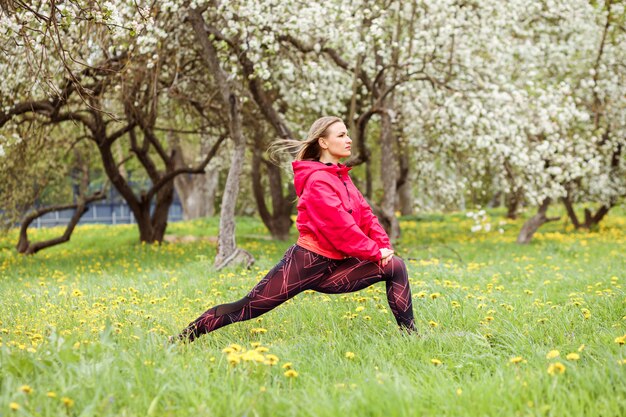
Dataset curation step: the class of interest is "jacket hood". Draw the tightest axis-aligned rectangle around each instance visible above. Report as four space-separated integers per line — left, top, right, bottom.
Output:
292 160 352 196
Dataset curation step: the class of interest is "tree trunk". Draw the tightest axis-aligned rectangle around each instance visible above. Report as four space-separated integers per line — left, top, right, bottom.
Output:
151 181 175 242
189 7 254 270
561 195 582 229
379 110 400 241
251 148 295 240
562 196 613 230
175 170 219 219
396 148 413 215
17 201 98 255
583 205 611 228
214 135 252 268
16 158 105 255
99 140 171 244
516 198 560 244
488 191 502 209
505 188 523 220
172 136 220 220
397 182 414 216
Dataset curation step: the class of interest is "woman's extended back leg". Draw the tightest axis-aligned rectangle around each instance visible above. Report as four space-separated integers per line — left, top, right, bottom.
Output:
178 246 333 341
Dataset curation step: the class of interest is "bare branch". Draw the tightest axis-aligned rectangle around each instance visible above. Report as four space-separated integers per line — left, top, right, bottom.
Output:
145 134 226 202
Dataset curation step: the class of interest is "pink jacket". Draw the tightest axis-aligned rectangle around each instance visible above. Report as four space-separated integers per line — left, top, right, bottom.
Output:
293 160 391 262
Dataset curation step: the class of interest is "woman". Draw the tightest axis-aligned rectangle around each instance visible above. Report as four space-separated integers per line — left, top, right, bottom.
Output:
175 116 415 342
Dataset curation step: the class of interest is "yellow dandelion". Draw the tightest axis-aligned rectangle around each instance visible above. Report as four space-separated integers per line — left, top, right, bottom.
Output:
355 306 365 312
416 291 427 299
547 362 566 375
484 316 494 322
10 403 20 411
47 392 57 398
614 335 626 345
250 342 261 348
451 301 461 308
255 346 269 353
284 369 298 378
429 320 439 328
264 354 279 366
509 356 524 364
546 350 560 359
617 359 626 365
431 358 442 366
19 385 33 394
282 362 293 370
61 397 75 408
430 293 441 300
577 344 586 352
345 351 356 359
71 289 83 297
456 388 463 396
227 353 241 366
566 353 580 361
229 343 243 352
250 328 267 334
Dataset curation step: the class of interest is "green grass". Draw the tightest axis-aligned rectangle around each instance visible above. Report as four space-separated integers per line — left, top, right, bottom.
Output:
1 208 625 416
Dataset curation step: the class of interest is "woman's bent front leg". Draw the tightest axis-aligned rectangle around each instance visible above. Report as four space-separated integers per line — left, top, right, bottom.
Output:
314 256 415 331
178 246 333 341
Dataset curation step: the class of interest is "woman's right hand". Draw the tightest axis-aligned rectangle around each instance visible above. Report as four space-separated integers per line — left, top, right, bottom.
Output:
379 248 394 267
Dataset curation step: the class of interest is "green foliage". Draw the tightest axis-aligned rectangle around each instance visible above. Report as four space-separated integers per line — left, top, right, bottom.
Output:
0 125 81 231
0 210 625 416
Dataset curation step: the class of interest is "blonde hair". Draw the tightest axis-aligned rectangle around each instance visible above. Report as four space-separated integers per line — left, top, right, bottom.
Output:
269 116 343 162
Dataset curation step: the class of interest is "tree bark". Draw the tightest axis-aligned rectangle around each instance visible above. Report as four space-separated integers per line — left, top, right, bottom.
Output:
251 147 295 240
16 156 106 255
16 193 105 255
397 182 414 216
379 110 400 241
561 194 582 229
563 196 614 230
516 198 560 244
172 134 220 219
175 169 219 219
396 147 414 215
189 7 254 270
505 188 523 219
583 205 612 228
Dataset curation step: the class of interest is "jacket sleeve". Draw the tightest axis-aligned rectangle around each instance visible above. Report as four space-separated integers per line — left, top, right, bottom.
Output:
358 193 392 250
305 178 382 262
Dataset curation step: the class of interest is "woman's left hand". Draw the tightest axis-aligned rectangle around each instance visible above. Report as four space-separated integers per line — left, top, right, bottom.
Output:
379 248 394 268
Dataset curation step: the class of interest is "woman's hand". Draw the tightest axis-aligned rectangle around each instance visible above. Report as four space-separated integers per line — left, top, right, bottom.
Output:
379 248 394 267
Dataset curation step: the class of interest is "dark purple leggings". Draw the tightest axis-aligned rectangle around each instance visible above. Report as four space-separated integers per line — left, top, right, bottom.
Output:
178 245 415 341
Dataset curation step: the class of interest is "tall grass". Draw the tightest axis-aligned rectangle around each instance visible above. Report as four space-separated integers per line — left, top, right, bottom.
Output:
1 208 625 416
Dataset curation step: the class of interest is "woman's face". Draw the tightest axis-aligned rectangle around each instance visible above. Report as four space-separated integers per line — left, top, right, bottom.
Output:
319 122 352 162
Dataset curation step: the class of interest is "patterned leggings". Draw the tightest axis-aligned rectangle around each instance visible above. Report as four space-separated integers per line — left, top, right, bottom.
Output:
178 245 415 341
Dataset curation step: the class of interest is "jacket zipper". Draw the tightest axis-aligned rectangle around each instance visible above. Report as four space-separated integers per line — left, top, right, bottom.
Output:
339 172 353 214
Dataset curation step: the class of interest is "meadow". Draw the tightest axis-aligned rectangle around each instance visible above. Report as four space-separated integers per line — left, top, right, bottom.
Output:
0 208 625 417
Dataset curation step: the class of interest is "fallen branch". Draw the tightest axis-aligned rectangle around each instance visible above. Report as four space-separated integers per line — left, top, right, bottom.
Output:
16 191 106 255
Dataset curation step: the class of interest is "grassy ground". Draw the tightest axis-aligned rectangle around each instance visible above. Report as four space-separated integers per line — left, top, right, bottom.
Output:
0 207 625 416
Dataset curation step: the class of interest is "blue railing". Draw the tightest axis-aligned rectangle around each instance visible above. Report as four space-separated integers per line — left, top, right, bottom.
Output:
29 202 184 228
